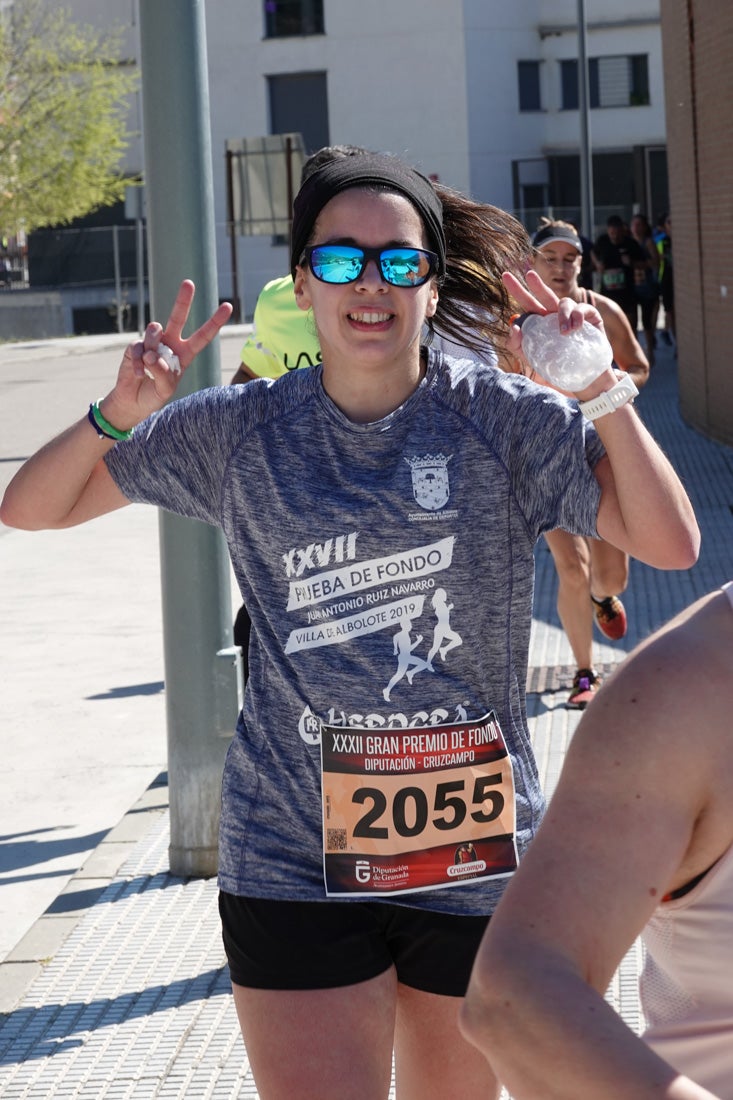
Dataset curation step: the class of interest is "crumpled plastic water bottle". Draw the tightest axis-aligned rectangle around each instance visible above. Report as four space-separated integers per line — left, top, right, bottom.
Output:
517 313 613 391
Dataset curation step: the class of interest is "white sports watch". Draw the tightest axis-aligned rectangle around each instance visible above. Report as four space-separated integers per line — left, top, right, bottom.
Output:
578 373 639 420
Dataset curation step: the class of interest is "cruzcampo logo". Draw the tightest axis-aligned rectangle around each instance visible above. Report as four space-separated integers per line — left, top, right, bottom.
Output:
405 454 452 511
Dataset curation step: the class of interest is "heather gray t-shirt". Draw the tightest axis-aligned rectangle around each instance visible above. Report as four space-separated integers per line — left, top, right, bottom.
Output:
106 349 603 915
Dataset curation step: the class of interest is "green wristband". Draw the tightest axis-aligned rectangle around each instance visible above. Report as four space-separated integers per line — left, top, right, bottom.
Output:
88 401 135 441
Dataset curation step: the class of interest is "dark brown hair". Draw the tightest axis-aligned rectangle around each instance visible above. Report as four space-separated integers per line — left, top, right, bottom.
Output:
291 150 531 358
430 182 531 354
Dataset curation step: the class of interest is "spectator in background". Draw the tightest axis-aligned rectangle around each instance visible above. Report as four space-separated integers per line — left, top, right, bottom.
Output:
592 214 646 332
655 212 675 349
527 219 649 707
630 212 661 368
569 221 595 291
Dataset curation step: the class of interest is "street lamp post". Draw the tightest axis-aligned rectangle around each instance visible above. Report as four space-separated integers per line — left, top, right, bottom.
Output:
577 0 595 241
138 0 238 877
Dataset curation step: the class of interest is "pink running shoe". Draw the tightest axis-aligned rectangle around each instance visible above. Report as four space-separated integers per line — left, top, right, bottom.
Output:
592 595 628 641
567 668 601 710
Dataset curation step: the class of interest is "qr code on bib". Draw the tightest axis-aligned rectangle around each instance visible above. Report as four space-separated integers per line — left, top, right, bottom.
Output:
327 828 347 852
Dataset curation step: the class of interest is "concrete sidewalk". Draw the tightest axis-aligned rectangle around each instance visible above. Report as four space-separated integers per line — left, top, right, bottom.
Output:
1 337 732 1098
0 325 251 965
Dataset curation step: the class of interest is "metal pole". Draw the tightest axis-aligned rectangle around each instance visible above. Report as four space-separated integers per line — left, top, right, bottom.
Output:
225 149 241 322
577 0 595 240
285 135 294 236
112 224 123 333
136 215 145 334
138 0 237 877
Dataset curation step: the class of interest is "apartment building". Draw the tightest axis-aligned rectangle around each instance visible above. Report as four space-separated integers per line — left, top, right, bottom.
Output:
7 0 666 329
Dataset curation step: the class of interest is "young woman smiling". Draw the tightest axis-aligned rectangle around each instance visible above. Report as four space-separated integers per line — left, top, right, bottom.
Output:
1 154 698 1100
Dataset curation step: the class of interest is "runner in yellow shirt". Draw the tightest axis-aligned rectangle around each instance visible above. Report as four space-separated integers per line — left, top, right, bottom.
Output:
231 273 321 382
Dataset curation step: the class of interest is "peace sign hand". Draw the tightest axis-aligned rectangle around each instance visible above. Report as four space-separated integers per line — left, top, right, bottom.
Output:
502 268 604 361
102 280 233 430
499 267 607 396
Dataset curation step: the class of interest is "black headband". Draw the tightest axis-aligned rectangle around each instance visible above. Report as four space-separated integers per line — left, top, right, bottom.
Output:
532 224 582 252
290 153 446 279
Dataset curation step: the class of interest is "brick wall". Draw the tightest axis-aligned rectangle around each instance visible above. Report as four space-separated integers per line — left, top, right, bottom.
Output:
661 0 733 445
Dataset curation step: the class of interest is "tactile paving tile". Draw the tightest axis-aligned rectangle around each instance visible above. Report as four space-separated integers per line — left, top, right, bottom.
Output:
0 818 252 1098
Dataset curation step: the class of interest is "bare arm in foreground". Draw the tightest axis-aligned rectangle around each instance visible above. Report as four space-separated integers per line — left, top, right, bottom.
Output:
460 588 733 1100
0 282 232 530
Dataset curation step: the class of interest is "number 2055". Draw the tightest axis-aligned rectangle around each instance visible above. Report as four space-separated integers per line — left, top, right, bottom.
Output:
352 774 504 840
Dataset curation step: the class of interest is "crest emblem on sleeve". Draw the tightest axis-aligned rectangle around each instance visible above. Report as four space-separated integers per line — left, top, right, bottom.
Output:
405 454 452 511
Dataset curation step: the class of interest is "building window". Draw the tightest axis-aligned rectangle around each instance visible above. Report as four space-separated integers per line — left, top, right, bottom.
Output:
628 55 651 106
268 72 329 155
518 61 542 112
267 71 328 243
560 54 650 109
264 0 324 38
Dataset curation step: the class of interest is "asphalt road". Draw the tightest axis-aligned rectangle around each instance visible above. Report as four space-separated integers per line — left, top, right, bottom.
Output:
0 324 249 961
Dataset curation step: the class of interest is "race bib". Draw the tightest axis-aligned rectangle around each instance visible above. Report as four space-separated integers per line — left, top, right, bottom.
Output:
602 268 626 290
321 712 517 896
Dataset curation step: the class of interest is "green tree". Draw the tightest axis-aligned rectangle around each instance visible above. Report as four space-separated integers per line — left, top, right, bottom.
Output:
0 0 138 236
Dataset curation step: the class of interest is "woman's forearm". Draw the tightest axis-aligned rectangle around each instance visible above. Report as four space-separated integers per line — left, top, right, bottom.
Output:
0 414 124 530
598 412 698 566
461 951 719 1100
1 284 232 531
577 371 699 569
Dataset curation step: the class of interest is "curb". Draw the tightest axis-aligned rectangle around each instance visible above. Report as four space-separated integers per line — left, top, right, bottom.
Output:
0 772 169 1016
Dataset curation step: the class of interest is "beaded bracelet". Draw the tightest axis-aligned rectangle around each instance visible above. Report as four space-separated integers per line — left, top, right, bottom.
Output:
87 401 134 441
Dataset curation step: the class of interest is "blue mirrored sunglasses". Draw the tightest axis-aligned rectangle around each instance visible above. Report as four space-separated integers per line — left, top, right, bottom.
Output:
302 244 438 288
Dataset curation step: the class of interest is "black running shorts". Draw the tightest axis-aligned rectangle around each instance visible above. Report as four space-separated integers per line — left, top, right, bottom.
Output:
219 892 490 997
